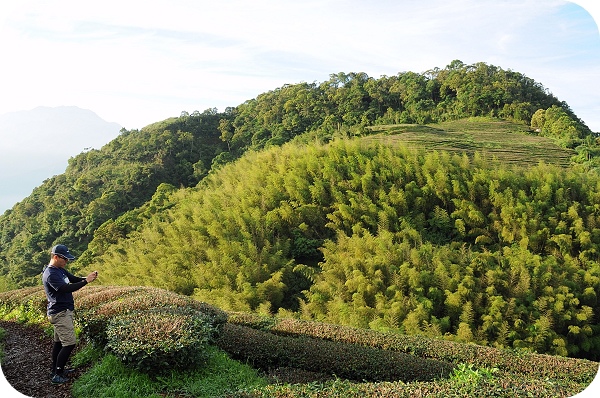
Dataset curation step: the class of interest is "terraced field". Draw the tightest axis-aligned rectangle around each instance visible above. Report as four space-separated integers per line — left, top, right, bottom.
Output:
366 118 574 168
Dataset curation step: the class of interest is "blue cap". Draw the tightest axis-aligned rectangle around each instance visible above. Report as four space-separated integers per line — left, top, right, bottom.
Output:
51 244 76 260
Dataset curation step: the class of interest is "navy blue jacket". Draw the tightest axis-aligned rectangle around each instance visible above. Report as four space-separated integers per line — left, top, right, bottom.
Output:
42 265 87 315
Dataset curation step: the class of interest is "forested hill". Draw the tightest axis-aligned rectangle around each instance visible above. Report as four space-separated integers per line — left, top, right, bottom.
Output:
0 60 599 359
0 60 595 287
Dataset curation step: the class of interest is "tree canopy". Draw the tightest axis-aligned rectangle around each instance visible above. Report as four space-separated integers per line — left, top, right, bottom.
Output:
0 110 226 288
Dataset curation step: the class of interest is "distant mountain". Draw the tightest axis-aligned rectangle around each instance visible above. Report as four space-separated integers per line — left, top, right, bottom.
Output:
0 106 122 213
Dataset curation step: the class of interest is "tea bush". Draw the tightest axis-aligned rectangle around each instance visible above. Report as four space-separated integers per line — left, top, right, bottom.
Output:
0 286 46 313
76 286 227 373
242 371 585 398
75 285 144 310
216 323 453 382
106 307 214 373
75 286 227 347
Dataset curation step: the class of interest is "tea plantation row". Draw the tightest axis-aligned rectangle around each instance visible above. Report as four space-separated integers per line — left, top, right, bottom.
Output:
1 285 597 397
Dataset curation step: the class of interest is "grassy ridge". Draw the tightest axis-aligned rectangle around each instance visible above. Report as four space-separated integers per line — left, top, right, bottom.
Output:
366 118 574 167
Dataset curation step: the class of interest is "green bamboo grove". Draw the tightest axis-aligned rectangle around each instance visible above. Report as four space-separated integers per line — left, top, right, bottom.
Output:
86 139 600 360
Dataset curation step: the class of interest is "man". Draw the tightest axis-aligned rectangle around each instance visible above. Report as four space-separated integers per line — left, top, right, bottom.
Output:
42 244 98 385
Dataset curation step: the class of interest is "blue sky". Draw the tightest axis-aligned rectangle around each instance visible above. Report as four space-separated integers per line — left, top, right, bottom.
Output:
0 0 598 131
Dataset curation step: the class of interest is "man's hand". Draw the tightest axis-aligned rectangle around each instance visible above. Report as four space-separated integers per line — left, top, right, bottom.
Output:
86 271 99 283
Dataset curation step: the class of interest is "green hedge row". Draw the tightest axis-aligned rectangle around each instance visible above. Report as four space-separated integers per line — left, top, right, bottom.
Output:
216 323 453 382
226 312 598 384
237 371 590 398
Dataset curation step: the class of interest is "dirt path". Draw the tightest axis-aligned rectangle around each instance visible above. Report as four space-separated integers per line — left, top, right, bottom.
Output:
1 320 76 398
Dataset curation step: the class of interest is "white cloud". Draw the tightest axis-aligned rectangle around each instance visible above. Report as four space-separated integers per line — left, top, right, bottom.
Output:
0 0 598 131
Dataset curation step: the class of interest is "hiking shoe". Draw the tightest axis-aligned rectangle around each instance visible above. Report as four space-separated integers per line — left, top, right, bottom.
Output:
49 368 75 379
51 374 70 384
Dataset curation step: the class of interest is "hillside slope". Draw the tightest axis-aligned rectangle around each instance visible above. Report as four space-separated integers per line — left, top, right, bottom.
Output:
0 62 598 364
0 60 594 291
81 134 600 360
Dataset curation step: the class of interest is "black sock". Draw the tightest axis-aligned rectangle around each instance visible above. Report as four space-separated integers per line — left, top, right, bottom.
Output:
55 344 75 375
51 342 62 374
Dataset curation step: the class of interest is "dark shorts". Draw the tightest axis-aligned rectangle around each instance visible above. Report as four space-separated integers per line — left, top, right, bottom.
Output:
48 309 76 346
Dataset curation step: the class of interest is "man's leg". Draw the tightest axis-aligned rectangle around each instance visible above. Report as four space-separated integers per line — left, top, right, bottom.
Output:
48 310 77 383
55 344 76 375
51 341 62 375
